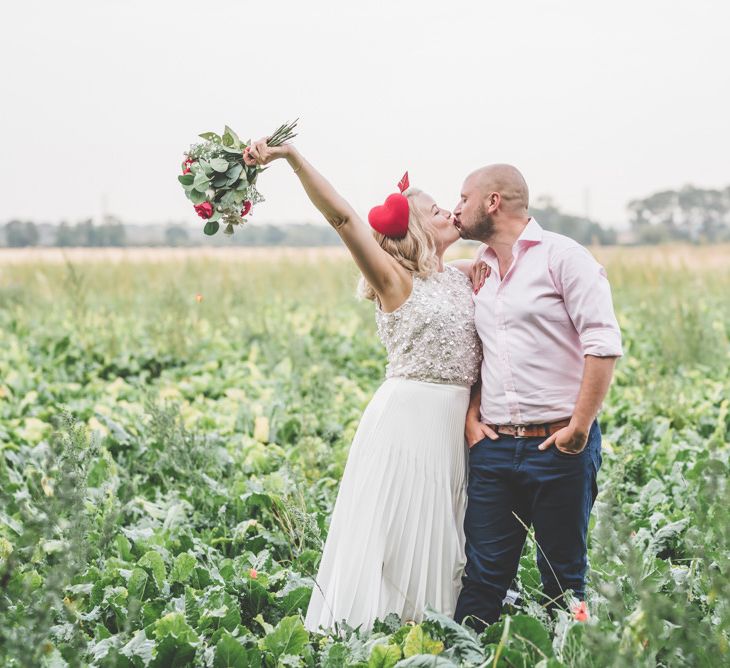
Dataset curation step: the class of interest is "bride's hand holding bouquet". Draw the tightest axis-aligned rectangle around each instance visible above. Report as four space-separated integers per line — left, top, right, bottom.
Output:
243 138 296 169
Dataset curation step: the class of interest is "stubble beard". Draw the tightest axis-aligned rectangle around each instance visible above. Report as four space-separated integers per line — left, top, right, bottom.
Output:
461 206 495 243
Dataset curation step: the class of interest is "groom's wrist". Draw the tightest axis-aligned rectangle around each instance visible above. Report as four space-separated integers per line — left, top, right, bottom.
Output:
569 415 592 436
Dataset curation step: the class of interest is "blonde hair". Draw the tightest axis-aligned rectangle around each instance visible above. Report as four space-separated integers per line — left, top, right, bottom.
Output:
358 188 439 301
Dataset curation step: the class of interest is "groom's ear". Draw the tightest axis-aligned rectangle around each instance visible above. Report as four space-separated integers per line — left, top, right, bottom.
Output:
486 191 501 213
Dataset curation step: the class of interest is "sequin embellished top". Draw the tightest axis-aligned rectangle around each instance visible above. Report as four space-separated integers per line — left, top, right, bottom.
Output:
375 265 482 387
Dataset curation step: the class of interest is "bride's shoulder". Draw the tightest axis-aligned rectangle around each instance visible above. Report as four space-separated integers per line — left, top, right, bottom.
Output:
447 259 473 277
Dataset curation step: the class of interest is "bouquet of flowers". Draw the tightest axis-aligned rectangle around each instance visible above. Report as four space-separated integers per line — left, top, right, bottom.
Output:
178 120 297 235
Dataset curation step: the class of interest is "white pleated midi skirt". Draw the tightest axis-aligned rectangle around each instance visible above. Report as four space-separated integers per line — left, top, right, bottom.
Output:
304 376 470 632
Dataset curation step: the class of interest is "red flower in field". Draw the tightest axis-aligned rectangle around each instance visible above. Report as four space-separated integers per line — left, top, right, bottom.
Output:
194 202 214 219
241 200 252 217
182 157 194 174
195 293 203 303
573 601 589 622
249 567 258 579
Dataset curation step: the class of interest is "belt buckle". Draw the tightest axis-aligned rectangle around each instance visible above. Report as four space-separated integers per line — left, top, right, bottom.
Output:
515 425 528 438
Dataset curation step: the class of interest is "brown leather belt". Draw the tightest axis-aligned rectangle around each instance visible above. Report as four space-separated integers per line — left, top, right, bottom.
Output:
486 418 571 439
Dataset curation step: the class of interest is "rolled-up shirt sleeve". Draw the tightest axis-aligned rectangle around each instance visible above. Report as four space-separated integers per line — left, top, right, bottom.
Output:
552 246 623 357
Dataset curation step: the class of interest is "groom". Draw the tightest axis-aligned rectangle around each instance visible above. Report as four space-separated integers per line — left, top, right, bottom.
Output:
452 165 622 630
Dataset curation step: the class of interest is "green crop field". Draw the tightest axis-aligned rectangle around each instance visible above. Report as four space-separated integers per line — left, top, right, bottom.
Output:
0 245 728 667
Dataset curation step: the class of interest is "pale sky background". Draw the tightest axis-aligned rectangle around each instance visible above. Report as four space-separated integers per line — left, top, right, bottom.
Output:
2 0 729 229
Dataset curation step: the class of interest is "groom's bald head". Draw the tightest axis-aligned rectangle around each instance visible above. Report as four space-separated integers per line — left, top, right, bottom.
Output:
468 164 529 213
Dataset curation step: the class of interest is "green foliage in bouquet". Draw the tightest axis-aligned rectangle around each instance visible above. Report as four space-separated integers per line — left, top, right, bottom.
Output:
178 121 298 236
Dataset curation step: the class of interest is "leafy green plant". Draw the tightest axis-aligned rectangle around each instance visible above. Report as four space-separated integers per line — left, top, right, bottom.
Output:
0 248 728 667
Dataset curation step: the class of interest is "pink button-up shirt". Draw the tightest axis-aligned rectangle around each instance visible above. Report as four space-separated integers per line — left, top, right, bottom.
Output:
474 218 623 425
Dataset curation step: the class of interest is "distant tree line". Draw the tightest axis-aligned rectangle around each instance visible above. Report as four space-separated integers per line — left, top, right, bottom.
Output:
628 185 730 243
161 223 342 247
531 197 617 245
2 185 730 247
3 221 41 248
1 218 127 248
0 218 341 248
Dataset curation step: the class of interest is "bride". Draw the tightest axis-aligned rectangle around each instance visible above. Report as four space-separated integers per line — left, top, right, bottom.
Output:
244 138 484 632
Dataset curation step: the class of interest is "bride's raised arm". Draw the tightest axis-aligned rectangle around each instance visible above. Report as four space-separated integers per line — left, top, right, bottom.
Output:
244 140 409 308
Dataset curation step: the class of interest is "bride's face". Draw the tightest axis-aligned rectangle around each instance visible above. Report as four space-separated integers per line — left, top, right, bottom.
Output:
414 192 459 249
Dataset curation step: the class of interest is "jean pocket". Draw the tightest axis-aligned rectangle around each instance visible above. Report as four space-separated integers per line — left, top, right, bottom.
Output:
553 443 588 459
469 436 489 453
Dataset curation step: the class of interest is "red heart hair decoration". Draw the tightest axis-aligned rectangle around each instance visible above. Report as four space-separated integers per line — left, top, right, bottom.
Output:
368 171 410 238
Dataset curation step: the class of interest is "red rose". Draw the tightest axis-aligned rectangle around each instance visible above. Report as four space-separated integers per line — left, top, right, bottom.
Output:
241 200 252 217
182 157 194 175
194 202 214 219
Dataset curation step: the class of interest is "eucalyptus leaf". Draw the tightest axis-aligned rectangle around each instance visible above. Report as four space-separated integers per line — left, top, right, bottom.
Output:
210 158 230 173
226 163 243 180
189 189 207 204
194 171 211 190
223 125 241 148
204 221 220 236
178 174 194 186
221 144 245 155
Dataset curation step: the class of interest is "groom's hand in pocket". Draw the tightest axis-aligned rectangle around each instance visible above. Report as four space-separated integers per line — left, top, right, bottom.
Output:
538 422 589 454
466 418 498 448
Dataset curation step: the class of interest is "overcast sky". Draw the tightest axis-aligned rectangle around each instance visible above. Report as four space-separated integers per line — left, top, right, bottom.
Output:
3 0 728 228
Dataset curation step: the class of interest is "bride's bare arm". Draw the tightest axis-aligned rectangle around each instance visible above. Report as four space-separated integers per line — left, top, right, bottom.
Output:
449 259 473 276
244 141 409 305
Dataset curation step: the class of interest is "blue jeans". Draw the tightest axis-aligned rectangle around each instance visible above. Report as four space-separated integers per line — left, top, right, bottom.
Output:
454 420 602 630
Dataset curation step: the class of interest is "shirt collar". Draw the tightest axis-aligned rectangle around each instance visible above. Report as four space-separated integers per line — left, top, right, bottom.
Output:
478 217 543 261
517 217 543 245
